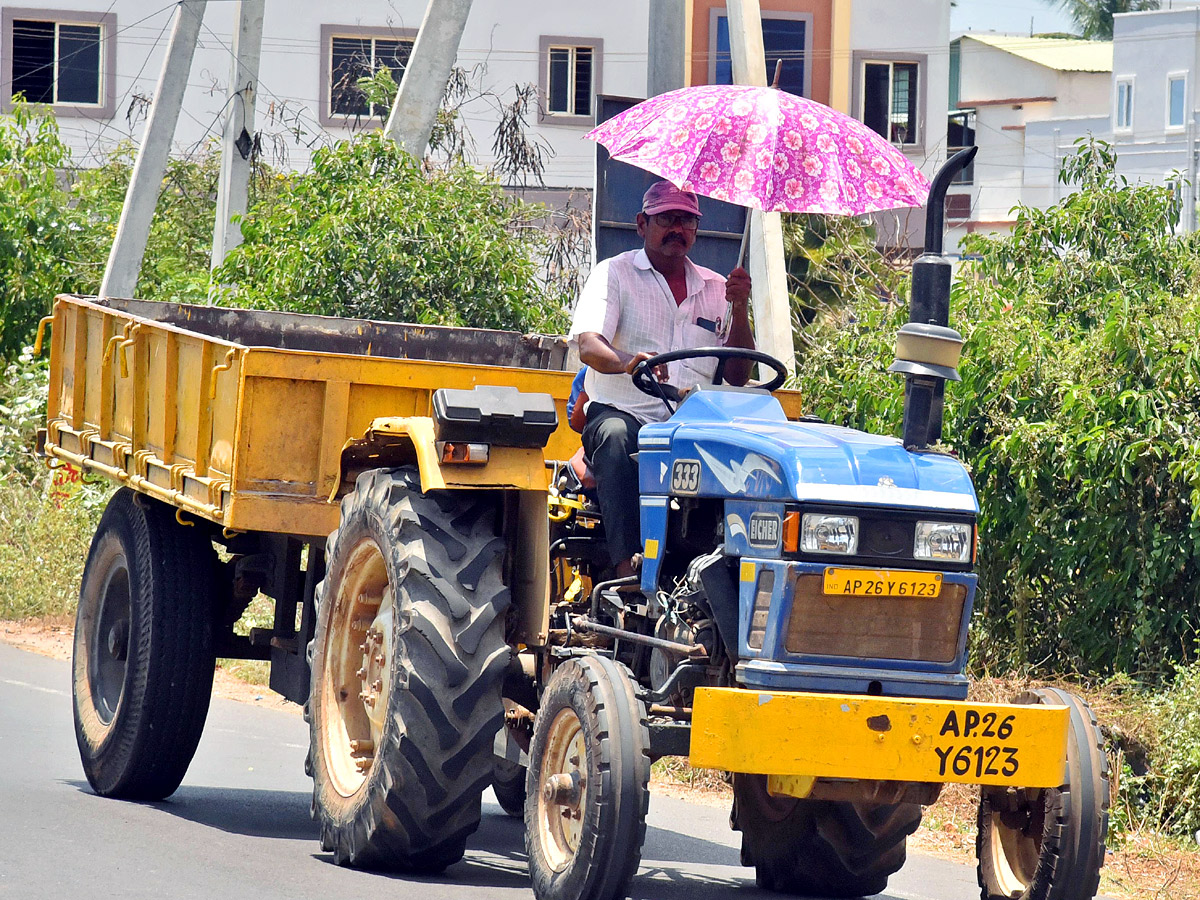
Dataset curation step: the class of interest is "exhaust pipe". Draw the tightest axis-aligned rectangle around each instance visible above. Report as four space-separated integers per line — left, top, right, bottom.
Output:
889 146 978 450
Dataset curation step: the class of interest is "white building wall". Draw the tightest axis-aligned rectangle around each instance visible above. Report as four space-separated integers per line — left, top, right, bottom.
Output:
1 1 650 187
849 0 951 248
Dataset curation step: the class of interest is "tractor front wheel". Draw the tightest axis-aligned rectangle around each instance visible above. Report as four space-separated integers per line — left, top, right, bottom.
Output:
732 773 921 897
525 655 650 900
977 688 1109 900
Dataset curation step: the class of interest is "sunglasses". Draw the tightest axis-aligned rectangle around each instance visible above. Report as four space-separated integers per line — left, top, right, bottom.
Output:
649 212 700 230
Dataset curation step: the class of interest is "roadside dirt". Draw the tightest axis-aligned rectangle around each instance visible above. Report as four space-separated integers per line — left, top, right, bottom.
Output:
5 618 1197 898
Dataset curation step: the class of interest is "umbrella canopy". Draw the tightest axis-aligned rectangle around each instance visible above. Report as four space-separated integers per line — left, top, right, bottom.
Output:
585 84 929 217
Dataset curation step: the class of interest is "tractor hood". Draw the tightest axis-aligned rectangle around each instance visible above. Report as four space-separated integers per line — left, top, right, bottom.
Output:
637 387 978 513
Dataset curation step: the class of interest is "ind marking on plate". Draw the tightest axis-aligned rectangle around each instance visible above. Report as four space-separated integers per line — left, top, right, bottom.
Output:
671 459 701 494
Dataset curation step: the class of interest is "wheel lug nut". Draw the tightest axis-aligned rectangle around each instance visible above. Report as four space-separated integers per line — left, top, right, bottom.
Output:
356 667 366 679
372 679 383 692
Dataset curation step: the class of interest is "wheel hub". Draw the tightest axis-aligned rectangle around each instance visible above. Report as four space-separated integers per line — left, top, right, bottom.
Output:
537 708 588 872
320 540 395 798
106 620 128 661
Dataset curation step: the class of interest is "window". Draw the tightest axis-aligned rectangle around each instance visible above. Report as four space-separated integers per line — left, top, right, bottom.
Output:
1115 79 1134 130
862 61 919 145
547 45 593 116
1 9 115 116
712 12 811 97
1168 74 1186 130
538 36 602 125
319 25 415 126
947 111 975 185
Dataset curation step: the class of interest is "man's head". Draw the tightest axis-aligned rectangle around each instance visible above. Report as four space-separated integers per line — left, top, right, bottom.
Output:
637 181 702 260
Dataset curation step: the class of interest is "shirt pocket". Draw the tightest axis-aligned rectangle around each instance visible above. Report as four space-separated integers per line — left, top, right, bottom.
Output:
674 323 720 383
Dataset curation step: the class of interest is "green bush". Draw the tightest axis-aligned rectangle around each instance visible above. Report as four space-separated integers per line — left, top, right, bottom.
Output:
213 133 570 333
0 352 107 620
794 139 1200 677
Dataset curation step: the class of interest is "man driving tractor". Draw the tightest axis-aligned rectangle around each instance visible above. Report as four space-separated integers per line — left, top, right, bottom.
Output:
568 180 756 577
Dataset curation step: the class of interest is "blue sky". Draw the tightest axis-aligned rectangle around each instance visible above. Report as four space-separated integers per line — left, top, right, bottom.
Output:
951 0 1078 36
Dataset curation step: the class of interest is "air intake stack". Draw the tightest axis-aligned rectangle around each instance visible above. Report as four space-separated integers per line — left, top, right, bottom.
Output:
889 146 978 450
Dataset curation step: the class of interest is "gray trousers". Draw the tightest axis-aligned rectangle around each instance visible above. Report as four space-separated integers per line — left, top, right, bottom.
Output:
581 403 642 564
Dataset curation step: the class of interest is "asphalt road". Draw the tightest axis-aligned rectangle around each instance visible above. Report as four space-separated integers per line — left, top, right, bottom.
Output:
0 640 996 900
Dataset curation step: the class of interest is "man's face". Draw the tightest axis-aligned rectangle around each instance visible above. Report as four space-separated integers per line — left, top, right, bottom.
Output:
637 209 698 259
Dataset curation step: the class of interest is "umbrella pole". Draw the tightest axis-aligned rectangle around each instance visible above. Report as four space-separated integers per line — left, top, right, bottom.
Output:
736 214 751 270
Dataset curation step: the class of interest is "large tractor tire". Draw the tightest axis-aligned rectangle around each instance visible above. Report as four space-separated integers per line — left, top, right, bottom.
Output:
977 688 1109 900
732 773 921 897
492 758 527 818
72 488 216 800
525 655 651 900
309 468 510 872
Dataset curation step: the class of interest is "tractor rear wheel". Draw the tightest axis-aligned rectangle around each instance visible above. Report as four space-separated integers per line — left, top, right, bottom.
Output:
72 489 216 800
309 468 510 872
732 773 921 897
977 688 1109 900
525 655 651 900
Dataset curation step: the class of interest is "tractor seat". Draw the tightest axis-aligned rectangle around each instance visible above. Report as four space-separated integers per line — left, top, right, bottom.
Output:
566 446 596 494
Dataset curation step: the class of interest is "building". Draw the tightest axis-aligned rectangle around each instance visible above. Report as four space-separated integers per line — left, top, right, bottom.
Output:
0 0 949 236
949 5 1200 249
946 33 1112 248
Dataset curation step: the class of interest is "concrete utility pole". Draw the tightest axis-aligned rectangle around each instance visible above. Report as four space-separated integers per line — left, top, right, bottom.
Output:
383 0 473 158
210 0 265 276
724 0 796 375
648 0 688 97
100 0 207 299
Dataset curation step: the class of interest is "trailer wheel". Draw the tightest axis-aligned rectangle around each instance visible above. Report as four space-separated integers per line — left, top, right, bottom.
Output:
732 774 921 897
492 758 527 818
309 468 510 872
977 688 1109 900
525 655 650 900
72 488 216 800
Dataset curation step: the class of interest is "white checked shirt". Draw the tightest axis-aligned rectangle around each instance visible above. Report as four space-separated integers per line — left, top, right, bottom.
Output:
568 248 729 424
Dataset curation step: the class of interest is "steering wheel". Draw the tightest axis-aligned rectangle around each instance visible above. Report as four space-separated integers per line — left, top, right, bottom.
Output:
631 346 789 415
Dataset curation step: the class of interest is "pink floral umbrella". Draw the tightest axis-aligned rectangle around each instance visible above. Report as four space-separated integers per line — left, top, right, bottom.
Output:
584 84 929 217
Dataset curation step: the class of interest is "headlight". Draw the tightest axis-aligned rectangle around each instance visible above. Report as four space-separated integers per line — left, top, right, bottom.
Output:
801 513 859 554
914 521 972 562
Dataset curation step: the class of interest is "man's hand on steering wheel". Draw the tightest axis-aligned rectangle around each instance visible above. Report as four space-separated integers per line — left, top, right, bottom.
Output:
630 347 789 416
624 350 668 383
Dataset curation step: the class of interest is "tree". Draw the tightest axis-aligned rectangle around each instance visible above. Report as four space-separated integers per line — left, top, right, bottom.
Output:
793 138 1200 678
1049 0 1159 40
212 133 571 333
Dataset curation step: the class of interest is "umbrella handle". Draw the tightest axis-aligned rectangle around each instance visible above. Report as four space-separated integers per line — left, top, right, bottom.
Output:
736 213 751 271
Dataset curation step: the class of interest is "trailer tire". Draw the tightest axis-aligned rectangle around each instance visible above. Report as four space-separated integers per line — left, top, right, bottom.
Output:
733 774 921 897
525 655 651 900
309 468 510 873
72 488 216 800
977 688 1109 900
492 758 527 818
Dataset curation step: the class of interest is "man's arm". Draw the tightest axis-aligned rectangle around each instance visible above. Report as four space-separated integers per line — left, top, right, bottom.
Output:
722 267 755 386
578 333 666 379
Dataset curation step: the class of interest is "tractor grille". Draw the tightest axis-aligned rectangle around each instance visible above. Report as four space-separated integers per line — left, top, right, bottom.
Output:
784 574 967 663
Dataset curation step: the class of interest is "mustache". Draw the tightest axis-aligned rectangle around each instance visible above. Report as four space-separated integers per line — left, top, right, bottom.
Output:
664 233 687 245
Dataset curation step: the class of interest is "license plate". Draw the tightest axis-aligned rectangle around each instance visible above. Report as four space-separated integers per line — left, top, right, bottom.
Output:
823 567 942 597
690 688 1070 788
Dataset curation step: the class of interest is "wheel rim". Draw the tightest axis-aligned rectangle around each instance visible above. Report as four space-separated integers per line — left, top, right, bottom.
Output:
537 707 588 872
89 558 131 725
319 537 395 798
986 791 1046 896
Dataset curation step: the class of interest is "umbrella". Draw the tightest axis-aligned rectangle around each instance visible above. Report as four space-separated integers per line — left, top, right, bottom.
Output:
584 83 930 223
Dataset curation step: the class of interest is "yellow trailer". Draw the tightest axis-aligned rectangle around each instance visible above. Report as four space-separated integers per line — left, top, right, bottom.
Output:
45 292 1107 900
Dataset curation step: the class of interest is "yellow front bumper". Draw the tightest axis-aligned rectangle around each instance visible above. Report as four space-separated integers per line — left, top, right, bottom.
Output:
690 687 1069 788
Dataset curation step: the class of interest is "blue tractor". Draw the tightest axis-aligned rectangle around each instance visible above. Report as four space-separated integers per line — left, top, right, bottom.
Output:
509 149 1109 900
